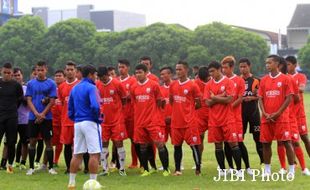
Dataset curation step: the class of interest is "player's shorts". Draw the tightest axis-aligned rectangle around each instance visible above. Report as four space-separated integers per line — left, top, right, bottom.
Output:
196 117 208 135
124 118 134 139
73 121 102 154
171 127 201 146
235 122 244 142
60 125 74 145
0 117 18 145
52 125 61 145
134 125 165 144
242 109 261 134
29 119 53 140
208 124 238 143
260 122 291 143
101 123 127 142
17 124 29 144
297 117 308 135
290 122 300 142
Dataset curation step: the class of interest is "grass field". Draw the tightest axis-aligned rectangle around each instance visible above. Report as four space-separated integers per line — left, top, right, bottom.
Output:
1 94 310 190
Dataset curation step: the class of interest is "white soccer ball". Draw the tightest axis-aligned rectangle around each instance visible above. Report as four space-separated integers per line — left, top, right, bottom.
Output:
83 179 102 190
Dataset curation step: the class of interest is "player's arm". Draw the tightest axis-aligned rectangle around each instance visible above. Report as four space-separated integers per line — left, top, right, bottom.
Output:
232 94 243 108
258 97 270 120
211 95 233 104
118 83 127 106
68 92 75 121
293 93 300 104
40 98 55 117
26 96 40 117
89 87 101 122
269 94 292 121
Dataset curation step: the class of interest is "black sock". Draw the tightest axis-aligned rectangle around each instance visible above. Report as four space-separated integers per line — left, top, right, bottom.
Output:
140 146 149 171
134 143 141 163
253 132 264 164
111 146 117 163
21 160 26 165
191 145 201 172
7 144 16 165
1 158 7 168
29 147 36 169
147 145 157 170
174 146 182 172
64 145 72 170
83 153 89 171
46 148 54 169
35 140 44 163
239 142 250 168
231 146 242 170
15 140 22 163
158 145 169 171
224 142 234 169
215 149 226 170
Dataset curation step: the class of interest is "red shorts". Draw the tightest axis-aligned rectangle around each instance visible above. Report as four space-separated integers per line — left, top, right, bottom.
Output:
134 125 165 144
260 122 291 143
60 125 74 145
101 123 127 142
124 118 134 139
235 122 244 142
290 122 300 142
197 117 208 134
208 124 238 143
52 125 61 145
170 127 201 146
298 117 308 135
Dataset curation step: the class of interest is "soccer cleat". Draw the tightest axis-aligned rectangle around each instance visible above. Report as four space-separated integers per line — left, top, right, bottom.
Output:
278 168 287 175
67 184 76 190
287 172 295 179
141 170 151 177
99 170 110 176
173 171 182 176
246 168 254 176
26 168 35 175
158 166 164 171
236 170 244 178
6 165 13 174
219 169 227 177
19 164 27 170
302 168 310 176
119 169 127 176
149 168 158 174
48 168 58 175
163 169 171 177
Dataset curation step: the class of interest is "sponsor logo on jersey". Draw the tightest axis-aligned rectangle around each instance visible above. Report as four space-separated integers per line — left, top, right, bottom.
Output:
266 90 280 97
184 89 189 95
136 95 150 102
220 86 225 92
110 90 115 95
102 97 113 104
173 95 186 103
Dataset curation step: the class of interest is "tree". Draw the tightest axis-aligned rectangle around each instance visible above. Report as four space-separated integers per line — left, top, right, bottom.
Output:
298 37 310 75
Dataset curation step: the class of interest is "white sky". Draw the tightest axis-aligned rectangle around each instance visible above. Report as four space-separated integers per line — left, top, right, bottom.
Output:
18 0 310 33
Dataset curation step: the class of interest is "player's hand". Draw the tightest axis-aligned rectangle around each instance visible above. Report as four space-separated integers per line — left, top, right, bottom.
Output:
210 91 215 99
37 113 46 120
269 112 280 122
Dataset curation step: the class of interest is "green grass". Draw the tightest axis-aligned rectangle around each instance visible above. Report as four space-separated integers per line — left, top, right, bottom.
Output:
1 94 310 190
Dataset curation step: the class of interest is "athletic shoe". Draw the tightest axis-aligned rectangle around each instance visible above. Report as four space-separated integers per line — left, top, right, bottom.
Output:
287 172 295 179
149 168 158 174
302 168 310 176
26 168 35 175
128 164 138 169
67 184 76 190
246 168 253 176
119 169 127 176
48 168 58 175
163 169 171 177
173 171 182 176
278 168 287 175
236 170 244 178
19 164 27 170
99 170 110 176
219 169 227 177
6 165 13 174
141 170 151 177
34 162 40 169
158 166 164 171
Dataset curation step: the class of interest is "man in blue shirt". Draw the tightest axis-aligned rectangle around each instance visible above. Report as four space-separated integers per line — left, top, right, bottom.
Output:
25 61 57 175
67 65 102 190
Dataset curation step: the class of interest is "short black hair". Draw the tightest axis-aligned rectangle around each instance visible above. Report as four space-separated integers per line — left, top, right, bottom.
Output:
55 70 65 75
36 60 47 67
238 57 251 66
66 61 76 68
118 59 130 67
279 57 288 74
208 61 222 70
176 60 189 69
82 65 97 78
135 64 148 73
198 66 209 81
76 65 83 72
267 54 281 63
31 66 36 72
160 66 173 74
140 56 152 65
285 56 297 65
97 66 109 77
108 66 115 72
3 62 13 69
13 67 23 74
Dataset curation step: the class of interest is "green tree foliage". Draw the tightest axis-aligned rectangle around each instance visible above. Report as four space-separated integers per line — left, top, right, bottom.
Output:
298 37 310 75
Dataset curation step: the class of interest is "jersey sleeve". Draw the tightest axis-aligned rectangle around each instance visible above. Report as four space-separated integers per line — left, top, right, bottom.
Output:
25 82 33 97
258 78 265 98
154 83 163 100
299 74 307 87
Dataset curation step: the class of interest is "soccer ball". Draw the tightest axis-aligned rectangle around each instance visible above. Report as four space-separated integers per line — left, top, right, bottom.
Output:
83 179 102 190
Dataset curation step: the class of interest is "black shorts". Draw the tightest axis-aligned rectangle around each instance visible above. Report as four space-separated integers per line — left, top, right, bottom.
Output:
29 120 53 140
17 124 29 144
0 117 18 145
242 109 260 134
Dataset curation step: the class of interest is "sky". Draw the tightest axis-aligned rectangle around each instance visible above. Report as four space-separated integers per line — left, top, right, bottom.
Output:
18 0 310 33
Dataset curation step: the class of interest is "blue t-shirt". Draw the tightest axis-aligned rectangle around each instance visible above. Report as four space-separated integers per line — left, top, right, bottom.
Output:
25 78 57 120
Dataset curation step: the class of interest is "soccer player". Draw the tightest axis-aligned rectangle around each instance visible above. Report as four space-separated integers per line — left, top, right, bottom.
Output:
51 70 65 168
131 64 170 177
26 61 57 175
96 66 127 176
67 65 102 189
204 61 242 177
117 59 139 168
76 65 83 80
221 56 252 175
0 63 23 174
140 56 160 83
239 58 263 165
170 60 202 176
13 68 30 170
258 55 295 177
58 61 80 174
108 66 117 78
286 56 310 159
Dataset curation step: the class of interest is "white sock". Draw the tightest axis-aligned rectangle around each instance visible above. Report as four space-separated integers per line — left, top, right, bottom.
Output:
101 147 109 171
69 173 76 185
289 165 295 173
265 164 271 174
117 147 126 170
90 173 97 180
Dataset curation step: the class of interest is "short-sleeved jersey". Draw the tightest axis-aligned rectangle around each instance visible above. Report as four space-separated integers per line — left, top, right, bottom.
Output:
51 87 62 127
194 78 209 118
229 75 245 123
241 75 260 114
147 72 159 83
258 73 293 123
96 78 127 126
203 76 235 127
160 83 172 119
288 75 299 124
131 79 162 128
58 79 79 127
25 78 57 120
291 72 307 118
170 79 201 128
118 75 136 120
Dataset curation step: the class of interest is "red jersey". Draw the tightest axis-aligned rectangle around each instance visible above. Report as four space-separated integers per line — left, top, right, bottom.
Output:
170 79 201 128
291 72 307 118
194 78 209 119
258 73 293 124
118 75 136 120
288 75 299 124
58 79 79 127
160 83 172 119
51 88 62 127
96 78 127 126
229 75 245 124
203 76 235 127
147 72 159 83
131 79 162 128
